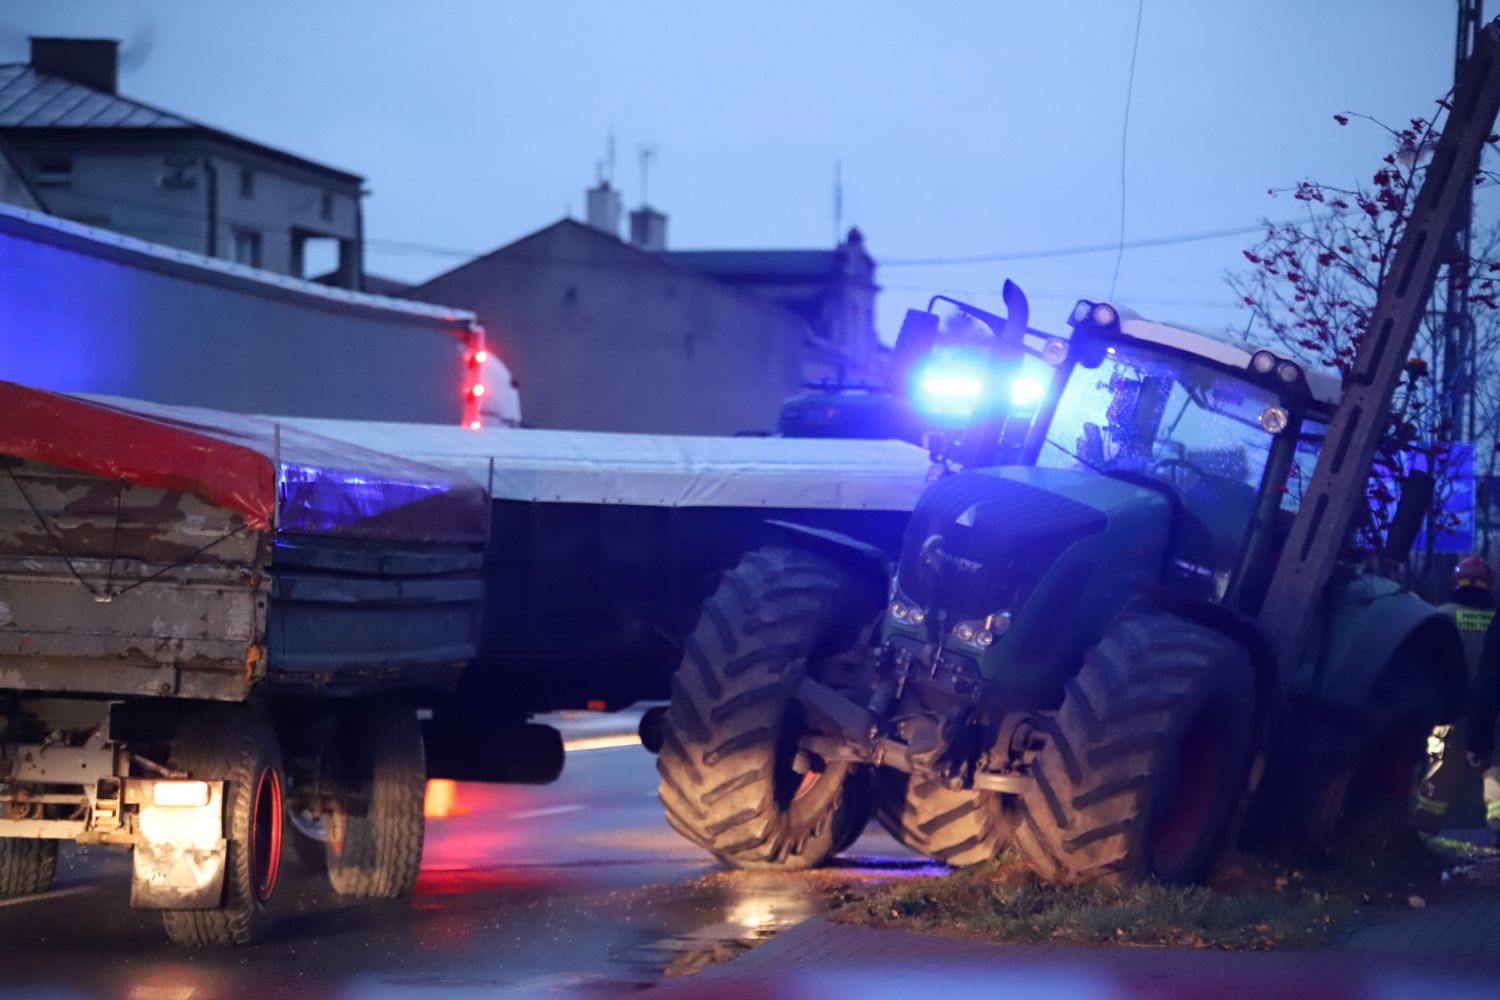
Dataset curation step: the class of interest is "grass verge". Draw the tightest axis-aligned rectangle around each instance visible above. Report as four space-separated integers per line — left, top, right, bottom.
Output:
835 827 1488 950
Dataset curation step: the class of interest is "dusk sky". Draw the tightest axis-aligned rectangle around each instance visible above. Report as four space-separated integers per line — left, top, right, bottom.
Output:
2 1 1476 340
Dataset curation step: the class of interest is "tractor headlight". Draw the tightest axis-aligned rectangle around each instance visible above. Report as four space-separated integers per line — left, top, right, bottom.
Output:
1250 350 1278 375
1091 303 1118 327
1276 360 1302 384
1042 338 1069 366
889 599 928 627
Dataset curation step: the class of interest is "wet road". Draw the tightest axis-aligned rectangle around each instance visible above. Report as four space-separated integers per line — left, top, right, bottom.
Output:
0 738 931 999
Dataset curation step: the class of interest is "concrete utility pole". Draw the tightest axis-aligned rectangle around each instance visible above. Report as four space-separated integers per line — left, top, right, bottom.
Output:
1444 0 1484 440
1258 17 1500 678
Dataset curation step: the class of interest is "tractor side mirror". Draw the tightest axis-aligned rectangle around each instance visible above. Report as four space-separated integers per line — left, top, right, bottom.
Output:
1384 468 1435 561
887 309 940 394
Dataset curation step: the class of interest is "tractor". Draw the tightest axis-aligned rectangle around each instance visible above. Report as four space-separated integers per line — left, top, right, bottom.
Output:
655 31 1500 879
654 284 1467 882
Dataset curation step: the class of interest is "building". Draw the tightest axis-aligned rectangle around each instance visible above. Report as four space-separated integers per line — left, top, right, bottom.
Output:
668 228 885 384
0 37 364 288
0 136 41 210
410 218 809 435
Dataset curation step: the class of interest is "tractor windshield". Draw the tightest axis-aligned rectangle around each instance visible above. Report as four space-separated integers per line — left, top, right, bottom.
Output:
1037 342 1285 578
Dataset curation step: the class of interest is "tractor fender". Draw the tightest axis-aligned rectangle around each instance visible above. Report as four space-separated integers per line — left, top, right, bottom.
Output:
1310 577 1466 724
762 520 893 594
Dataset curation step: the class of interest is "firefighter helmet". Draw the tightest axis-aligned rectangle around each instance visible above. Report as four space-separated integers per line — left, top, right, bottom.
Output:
1455 554 1494 591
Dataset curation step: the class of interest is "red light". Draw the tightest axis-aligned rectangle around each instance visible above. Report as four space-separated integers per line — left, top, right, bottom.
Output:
473 349 489 364
468 419 482 431
471 384 486 397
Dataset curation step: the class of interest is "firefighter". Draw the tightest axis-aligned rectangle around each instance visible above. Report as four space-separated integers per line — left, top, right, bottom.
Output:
1465 590 1500 843
1415 555 1498 834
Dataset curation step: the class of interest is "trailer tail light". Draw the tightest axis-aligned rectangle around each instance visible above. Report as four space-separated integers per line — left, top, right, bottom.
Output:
469 420 482 431
471 384 486 397
473 349 489 364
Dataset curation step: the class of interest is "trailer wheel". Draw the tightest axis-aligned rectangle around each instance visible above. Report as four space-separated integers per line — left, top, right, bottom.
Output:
325 703 426 899
162 707 284 947
657 545 880 871
1014 607 1254 886
873 769 1010 867
0 838 58 898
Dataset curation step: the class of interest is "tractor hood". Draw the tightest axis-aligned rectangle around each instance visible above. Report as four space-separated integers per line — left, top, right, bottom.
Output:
895 466 1173 626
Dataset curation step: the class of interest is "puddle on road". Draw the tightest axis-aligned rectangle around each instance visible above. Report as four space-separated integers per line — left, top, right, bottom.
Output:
619 853 946 980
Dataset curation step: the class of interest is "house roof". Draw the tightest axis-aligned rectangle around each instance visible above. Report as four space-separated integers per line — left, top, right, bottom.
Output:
414 219 818 330
0 64 362 183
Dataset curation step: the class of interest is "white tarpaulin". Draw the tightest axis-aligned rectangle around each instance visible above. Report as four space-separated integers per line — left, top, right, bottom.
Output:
270 418 936 512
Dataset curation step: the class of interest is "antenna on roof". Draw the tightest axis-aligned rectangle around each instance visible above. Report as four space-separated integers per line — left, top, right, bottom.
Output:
638 143 657 207
833 158 844 245
606 128 616 184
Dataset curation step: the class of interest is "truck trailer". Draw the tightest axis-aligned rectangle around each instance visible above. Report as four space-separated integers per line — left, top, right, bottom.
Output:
0 381 938 945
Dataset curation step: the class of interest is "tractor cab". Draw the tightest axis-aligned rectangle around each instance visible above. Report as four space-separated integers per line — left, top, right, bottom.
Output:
881 290 1341 713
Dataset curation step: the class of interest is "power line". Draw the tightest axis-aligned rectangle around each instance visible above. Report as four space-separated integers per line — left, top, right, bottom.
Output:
47 176 1344 275
1110 0 1146 300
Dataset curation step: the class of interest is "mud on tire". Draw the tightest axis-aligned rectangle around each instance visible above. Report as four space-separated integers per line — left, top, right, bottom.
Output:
656 545 880 870
161 707 284 947
1014 606 1255 885
874 769 1010 868
325 703 427 899
0 838 58 898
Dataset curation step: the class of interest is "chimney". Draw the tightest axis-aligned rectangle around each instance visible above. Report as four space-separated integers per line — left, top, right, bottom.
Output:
586 180 622 238
30 38 119 94
629 206 668 252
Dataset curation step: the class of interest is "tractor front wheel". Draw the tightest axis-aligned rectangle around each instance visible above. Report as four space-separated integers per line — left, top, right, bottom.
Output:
873 770 1010 868
1015 607 1255 885
656 546 879 871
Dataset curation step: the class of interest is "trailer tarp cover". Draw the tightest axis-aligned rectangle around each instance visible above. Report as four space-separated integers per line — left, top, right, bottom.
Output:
2 383 486 542
264 417 937 512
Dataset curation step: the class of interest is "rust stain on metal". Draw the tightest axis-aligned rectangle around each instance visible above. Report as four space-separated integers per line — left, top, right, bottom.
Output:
244 642 263 682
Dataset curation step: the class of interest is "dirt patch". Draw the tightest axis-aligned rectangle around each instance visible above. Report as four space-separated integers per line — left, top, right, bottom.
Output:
834 829 1497 950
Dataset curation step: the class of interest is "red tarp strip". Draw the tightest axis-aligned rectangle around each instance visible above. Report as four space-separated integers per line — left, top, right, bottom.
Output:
0 381 276 530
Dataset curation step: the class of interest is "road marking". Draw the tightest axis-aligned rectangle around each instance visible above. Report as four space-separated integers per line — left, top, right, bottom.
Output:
0 884 97 908
508 804 584 821
563 734 642 752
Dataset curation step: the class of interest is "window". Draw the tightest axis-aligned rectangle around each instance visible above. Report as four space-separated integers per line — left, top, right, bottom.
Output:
232 228 262 268
320 191 334 221
33 155 72 187
240 168 255 199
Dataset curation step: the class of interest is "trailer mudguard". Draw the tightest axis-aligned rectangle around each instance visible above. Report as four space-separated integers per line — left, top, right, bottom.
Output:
1306 575 1466 723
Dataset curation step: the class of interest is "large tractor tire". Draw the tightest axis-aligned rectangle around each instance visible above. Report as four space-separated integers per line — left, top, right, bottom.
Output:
325 703 427 899
1278 654 1443 849
0 838 58 898
162 707 284 947
657 545 880 871
873 769 1010 867
1014 607 1255 886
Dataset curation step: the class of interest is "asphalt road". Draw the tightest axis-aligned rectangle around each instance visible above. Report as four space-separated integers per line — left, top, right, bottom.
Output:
0 737 931 999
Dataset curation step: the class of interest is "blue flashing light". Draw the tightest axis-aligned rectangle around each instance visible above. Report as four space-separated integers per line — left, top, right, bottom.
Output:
912 354 1045 423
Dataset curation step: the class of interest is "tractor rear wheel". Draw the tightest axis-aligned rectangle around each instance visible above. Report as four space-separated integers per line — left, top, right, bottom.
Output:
656 545 880 871
873 769 1010 867
1286 655 1443 849
1014 607 1255 885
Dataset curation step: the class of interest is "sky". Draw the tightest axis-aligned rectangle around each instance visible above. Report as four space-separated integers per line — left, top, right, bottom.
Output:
1 0 1478 341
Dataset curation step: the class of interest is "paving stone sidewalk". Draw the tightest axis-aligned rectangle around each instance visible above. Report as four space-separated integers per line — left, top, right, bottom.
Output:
640 899 1500 1000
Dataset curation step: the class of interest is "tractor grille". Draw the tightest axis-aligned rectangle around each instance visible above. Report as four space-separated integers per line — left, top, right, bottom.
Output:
896 470 1106 621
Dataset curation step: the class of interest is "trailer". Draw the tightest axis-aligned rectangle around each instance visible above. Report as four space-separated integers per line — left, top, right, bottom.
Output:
0 382 938 944
0 381 489 945
0 200 511 428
